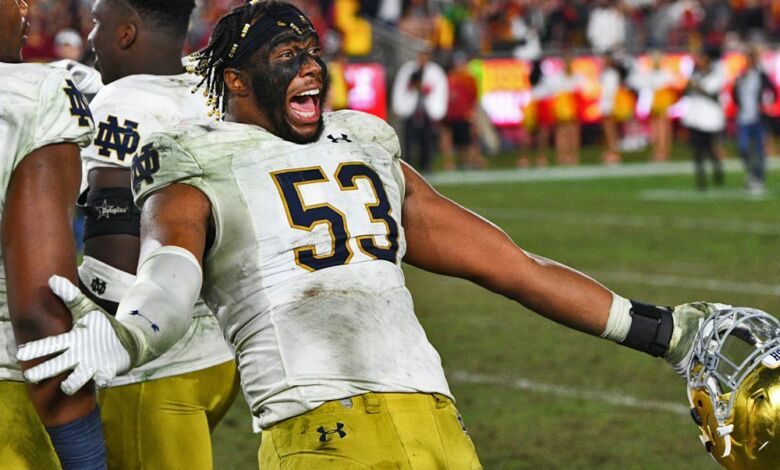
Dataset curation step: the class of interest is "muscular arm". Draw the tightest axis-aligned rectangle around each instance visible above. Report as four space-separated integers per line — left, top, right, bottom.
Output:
137 182 211 265
400 161 612 335
2 143 95 426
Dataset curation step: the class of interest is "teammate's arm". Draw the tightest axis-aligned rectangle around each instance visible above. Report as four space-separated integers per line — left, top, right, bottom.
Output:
400 161 715 370
3 143 106 467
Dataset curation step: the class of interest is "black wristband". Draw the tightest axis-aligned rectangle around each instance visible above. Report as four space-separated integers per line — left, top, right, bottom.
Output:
78 187 141 240
619 300 674 357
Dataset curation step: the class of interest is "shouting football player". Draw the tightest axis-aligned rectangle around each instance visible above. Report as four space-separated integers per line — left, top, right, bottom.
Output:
20 1 719 468
78 0 238 468
0 0 105 468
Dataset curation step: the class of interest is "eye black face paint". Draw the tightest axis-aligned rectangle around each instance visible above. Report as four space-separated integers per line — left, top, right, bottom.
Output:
250 45 330 144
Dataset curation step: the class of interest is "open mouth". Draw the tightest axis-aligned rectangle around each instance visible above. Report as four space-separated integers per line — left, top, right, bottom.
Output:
288 88 321 126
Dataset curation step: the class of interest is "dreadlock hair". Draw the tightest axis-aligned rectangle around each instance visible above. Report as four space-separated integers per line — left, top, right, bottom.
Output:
125 0 196 38
189 0 307 119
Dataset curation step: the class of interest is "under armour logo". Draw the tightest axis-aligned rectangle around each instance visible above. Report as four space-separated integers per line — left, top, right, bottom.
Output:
129 309 160 332
94 116 140 162
90 277 106 296
327 133 352 143
132 143 160 192
317 423 346 442
63 79 93 127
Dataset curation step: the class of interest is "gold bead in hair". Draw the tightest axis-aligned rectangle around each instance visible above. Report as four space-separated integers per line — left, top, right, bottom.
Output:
241 24 250 38
228 43 238 59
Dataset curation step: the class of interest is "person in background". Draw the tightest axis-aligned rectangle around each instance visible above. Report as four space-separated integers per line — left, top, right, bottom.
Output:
599 51 624 164
629 51 677 162
440 51 483 170
732 45 776 195
53 28 84 62
587 0 626 53
550 55 583 166
682 45 725 190
392 46 448 173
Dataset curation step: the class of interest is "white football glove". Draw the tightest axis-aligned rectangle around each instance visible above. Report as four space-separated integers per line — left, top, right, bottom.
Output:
16 275 139 395
664 301 730 377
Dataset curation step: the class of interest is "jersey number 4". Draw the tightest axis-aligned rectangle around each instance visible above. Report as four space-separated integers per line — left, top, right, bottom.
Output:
272 163 399 272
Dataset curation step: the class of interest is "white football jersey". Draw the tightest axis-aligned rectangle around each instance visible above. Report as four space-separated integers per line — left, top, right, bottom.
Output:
82 72 233 386
135 110 452 429
0 63 94 381
48 59 104 101
83 72 209 173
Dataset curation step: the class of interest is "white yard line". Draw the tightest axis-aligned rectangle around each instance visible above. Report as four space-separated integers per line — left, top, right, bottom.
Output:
592 271 780 297
428 159 780 186
471 207 780 236
436 269 780 297
449 370 689 415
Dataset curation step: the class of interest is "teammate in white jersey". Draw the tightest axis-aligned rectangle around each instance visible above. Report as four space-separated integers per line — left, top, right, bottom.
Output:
19 2 723 469
1 1 106 468
77 0 237 468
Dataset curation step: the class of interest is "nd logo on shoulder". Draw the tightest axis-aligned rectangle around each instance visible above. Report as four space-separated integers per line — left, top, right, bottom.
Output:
132 143 161 192
95 115 140 162
63 79 94 128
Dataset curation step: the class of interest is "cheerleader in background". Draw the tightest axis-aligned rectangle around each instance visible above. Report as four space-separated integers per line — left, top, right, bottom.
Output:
550 55 584 166
600 52 637 165
517 58 555 168
645 51 677 162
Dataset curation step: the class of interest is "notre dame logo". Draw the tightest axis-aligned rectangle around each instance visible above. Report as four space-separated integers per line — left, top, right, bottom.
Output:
63 79 93 127
94 116 140 162
90 277 107 296
132 143 160 192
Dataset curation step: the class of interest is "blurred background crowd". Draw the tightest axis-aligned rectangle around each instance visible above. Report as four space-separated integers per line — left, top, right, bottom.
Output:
21 0 780 192
22 0 780 59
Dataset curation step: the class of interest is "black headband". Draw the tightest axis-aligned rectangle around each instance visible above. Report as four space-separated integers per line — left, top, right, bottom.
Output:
226 3 316 67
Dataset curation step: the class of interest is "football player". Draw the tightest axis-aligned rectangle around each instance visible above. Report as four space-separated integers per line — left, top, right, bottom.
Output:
18 1 720 468
75 0 238 468
0 0 105 468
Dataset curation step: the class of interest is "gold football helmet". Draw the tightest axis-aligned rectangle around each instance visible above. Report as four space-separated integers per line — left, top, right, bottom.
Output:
687 307 780 469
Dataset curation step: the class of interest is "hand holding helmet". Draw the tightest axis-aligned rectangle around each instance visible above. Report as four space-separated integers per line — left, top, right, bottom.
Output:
685 306 780 469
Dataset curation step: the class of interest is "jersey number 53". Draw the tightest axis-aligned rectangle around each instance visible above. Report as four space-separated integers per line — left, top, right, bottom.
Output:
272 162 400 272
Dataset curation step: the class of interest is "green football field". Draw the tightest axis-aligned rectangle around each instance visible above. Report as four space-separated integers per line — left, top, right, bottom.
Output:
212 160 780 469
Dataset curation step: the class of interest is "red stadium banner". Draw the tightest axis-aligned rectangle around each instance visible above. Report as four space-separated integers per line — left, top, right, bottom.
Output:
471 52 780 127
344 63 387 120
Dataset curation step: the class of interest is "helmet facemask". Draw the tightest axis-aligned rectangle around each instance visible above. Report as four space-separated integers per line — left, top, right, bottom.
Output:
687 307 780 469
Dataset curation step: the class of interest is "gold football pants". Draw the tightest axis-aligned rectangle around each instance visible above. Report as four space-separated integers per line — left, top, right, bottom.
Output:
259 392 483 469
98 360 239 470
0 381 61 469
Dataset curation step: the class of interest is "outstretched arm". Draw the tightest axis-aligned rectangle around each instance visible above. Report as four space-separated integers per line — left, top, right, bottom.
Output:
400 161 715 371
401 161 611 335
